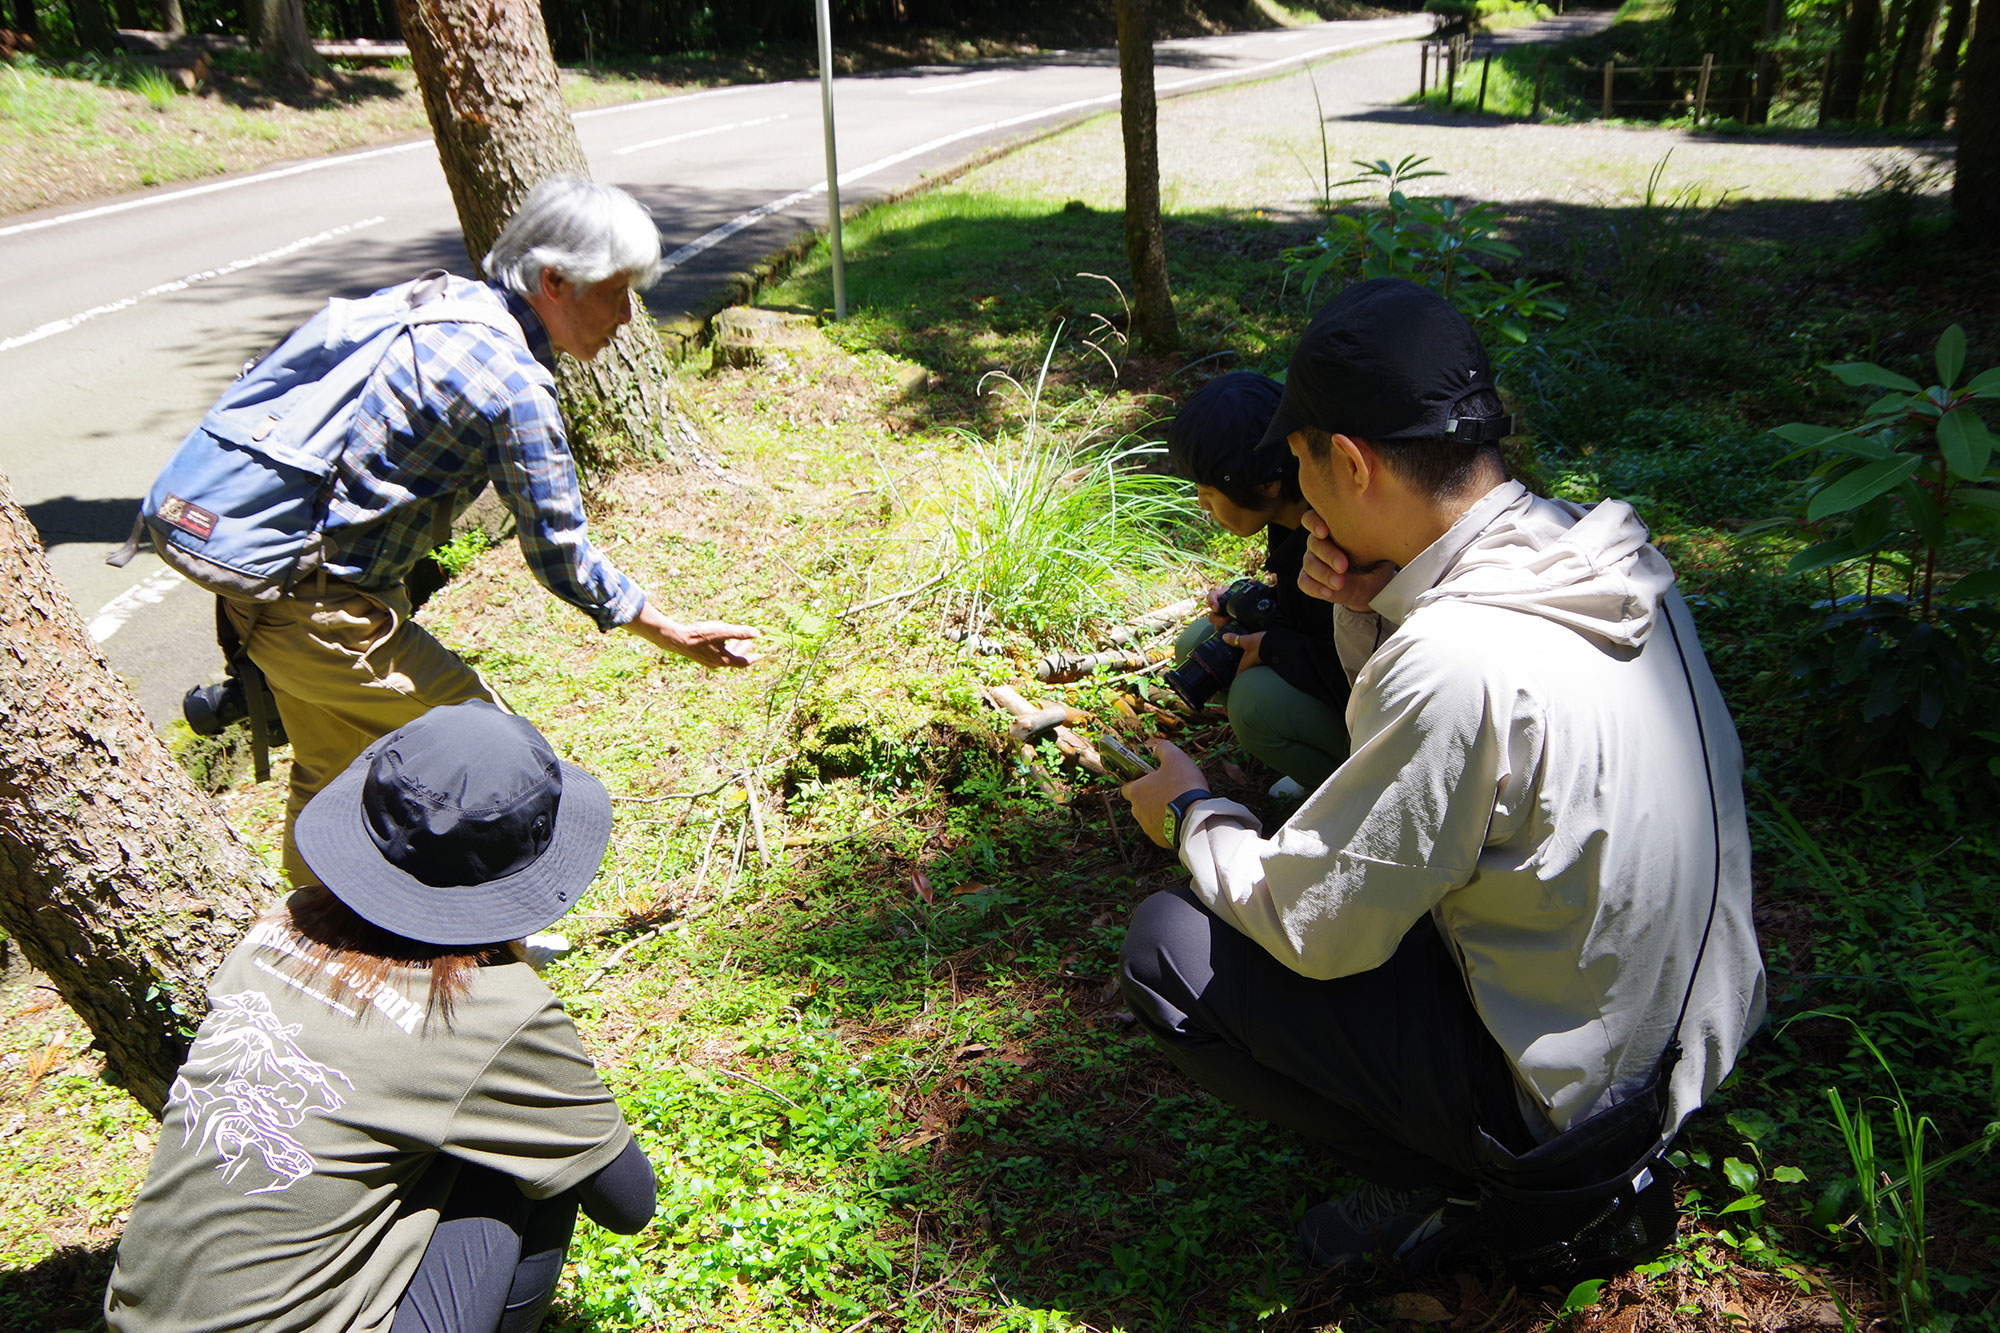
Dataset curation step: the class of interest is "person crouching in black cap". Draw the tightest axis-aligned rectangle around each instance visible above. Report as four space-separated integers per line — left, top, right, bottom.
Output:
107 701 655 1333
1164 371 1351 795
1118 280 1765 1282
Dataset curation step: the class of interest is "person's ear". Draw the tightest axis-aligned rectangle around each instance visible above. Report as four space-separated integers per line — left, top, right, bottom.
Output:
1328 432 1374 495
1255 479 1284 507
537 268 567 301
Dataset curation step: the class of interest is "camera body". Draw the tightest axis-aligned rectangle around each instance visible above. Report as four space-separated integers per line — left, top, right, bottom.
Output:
183 676 288 746
1164 577 1282 711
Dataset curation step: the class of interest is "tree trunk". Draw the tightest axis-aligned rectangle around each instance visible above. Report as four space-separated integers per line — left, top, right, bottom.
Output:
1750 0 1788 123
1953 0 2000 236
0 472 275 1119
252 0 329 79
1922 0 1970 122
162 0 185 37
11 0 39 42
395 0 726 476
1116 0 1178 353
112 0 138 29
1880 0 1940 121
67 0 117 49
1827 0 1881 119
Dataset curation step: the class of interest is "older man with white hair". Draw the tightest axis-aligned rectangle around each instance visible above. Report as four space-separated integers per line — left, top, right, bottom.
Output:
212 175 758 885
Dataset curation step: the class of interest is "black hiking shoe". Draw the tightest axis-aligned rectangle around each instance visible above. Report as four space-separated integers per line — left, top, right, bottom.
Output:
1299 1183 1481 1270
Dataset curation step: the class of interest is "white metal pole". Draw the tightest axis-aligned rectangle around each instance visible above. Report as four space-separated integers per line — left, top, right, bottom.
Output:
814 0 848 321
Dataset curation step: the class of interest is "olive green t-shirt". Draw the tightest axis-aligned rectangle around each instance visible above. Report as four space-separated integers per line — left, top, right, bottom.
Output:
105 920 631 1333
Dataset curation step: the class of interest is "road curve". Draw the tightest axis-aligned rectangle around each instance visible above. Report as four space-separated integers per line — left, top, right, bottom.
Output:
0 15 1429 729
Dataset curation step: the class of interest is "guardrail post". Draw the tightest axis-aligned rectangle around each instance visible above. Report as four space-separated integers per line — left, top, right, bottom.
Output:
1532 54 1546 119
1420 42 1429 97
1477 52 1492 112
1602 60 1614 118
1446 39 1459 111
1694 52 1712 123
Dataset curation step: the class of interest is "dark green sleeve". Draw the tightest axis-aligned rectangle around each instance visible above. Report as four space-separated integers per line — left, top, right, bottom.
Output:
444 981 634 1200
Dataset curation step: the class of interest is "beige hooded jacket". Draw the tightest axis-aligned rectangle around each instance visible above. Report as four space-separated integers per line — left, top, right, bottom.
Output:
1179 481 1767 1137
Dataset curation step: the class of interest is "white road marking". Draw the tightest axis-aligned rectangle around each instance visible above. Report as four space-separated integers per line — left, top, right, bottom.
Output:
89 566 186 643
0 86 765 241
574 83 759 120
1158 21 1430 92
655 25 1420 275
908 73 1017 95
0 145 425 239
613 114 789 156
1 217 388 353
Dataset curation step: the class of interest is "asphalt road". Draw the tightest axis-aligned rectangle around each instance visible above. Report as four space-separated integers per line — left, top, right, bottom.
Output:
0 14 1428 730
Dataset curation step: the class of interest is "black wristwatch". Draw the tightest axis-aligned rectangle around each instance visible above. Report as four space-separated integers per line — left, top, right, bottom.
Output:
1162 788 1213 851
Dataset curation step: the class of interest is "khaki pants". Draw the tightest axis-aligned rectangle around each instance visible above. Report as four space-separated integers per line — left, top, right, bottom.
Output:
224 582 505 886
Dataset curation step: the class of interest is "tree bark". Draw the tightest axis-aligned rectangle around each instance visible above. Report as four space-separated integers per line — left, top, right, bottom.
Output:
1922 0 1970 122
0 472 275 1119
1751 0 1788 124
252 0 330 80
1116 0 1178 352
162 0 186 37
1880 0 1940 122
1953 0 2000 236
10 0 39 43
395 0 727 477
67 0 117 49
1827 0 1881 120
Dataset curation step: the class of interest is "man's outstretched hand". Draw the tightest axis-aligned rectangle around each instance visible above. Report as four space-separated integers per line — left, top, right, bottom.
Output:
1297 510 1397 612
627 605 762 668
1120 739 1210 849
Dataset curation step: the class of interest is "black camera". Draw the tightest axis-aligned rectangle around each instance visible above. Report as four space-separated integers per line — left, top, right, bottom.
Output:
183 675 287 746
1164 577 1282 711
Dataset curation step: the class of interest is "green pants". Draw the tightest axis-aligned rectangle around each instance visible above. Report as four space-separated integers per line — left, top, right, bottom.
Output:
1173 618 1348 792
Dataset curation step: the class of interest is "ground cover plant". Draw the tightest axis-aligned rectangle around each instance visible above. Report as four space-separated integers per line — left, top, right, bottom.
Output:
4 39 2000 1333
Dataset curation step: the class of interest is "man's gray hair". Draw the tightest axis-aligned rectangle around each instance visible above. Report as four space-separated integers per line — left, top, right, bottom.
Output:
482 175 663 296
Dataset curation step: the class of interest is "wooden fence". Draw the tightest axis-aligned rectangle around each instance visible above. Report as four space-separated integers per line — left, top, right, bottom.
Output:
1418 39 1763 123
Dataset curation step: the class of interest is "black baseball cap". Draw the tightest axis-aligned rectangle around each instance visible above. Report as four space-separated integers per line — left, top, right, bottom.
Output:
1166 371 1287 491
294 701 612 946
1257 278 1514 452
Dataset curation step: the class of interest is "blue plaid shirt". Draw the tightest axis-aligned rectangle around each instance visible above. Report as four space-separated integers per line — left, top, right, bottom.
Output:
321 276 645 631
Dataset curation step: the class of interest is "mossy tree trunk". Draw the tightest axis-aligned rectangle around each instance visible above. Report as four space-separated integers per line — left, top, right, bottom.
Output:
395 0 726 477
1117 0 1178 352
0 472 275 1119
1953 0 2000 236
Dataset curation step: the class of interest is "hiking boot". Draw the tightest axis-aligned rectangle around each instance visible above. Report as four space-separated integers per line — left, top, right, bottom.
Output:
1299 1182 1480 1270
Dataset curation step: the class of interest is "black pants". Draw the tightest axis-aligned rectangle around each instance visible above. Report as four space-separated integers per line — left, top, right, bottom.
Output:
1119 886 1535 1193
392 1160 578 1333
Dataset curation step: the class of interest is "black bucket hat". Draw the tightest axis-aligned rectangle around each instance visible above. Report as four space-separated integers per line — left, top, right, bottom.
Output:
1257 278 1514 452
294 701 612 947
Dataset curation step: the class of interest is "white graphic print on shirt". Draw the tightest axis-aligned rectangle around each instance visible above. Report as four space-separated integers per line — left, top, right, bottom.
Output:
174 990 355 1196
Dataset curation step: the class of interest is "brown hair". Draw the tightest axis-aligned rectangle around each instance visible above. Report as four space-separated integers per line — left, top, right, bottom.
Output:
273 886 511 1029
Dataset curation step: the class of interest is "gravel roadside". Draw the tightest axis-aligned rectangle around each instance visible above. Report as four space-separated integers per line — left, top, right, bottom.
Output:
973 16 1946 240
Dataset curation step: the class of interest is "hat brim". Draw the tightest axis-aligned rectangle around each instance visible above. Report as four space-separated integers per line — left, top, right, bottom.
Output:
294 742 613 947
1256 378 1317 454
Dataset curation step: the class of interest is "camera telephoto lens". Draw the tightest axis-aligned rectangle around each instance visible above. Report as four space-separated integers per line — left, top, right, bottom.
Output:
1165 634 1245 711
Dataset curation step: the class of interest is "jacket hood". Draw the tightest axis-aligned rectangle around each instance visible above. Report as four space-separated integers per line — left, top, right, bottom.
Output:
1411 488 1676 650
